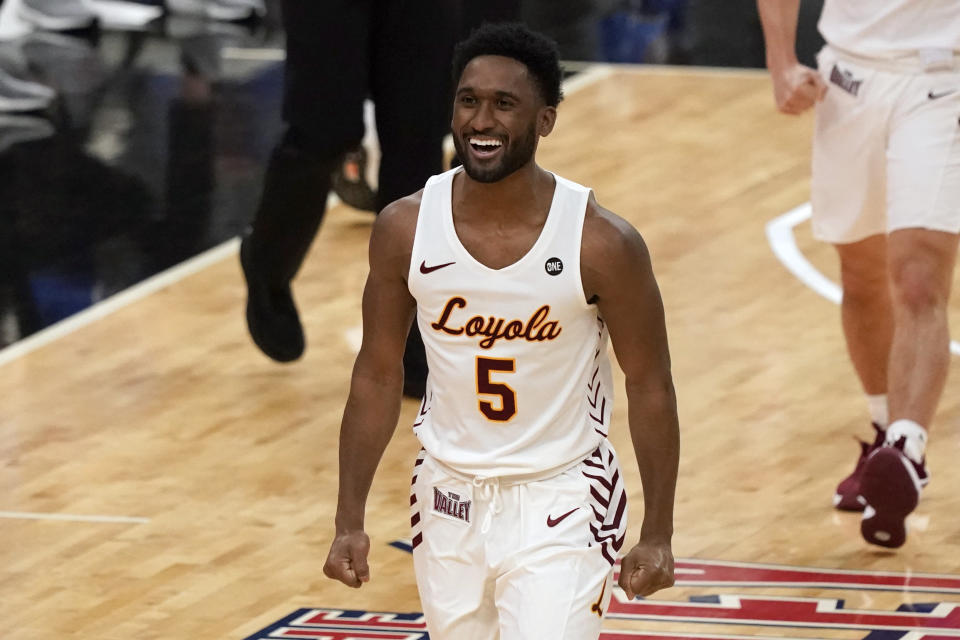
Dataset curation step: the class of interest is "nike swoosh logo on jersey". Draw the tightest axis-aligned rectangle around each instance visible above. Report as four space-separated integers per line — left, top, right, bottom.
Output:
546 507 580 527
420 260 455 274
928 89 956 100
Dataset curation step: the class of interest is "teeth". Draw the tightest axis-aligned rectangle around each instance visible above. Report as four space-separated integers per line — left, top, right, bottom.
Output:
469 138 502 147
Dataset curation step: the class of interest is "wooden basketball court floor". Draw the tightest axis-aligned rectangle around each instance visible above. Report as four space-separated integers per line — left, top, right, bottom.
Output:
2 65 960 639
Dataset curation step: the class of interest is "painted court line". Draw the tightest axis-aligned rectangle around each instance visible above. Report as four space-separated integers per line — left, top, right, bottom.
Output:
766 203 960 356
0 510 149 524
0 237 241 368
584 61 768 79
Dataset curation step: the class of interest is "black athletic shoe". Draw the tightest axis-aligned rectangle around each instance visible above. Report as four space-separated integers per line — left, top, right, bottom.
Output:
239 232 305 363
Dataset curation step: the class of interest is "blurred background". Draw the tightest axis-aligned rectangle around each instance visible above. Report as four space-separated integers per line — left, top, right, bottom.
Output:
0 0 826 350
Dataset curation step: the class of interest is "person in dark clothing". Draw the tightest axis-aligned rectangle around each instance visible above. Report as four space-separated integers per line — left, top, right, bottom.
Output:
240 0 468 398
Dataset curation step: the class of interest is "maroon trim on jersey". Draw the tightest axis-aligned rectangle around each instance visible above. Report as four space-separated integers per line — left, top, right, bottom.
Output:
412 392 432 429
586 318 610 437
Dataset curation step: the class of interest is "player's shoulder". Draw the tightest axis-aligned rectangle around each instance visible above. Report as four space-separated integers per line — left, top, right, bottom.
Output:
580 193 654 302
378 189 423 226
371 190 422 244
582 192 648 265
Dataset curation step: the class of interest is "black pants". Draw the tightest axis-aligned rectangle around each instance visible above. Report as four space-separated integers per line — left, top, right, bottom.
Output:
282 0 455 209
249 0 459 278
247 0 462 381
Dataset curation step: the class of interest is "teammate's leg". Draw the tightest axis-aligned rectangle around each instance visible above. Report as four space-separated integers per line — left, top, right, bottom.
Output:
835 235 894 397
859 66 960 547
830 236 893 510
810 49 892 510
859 228 954 547
886 229 958 428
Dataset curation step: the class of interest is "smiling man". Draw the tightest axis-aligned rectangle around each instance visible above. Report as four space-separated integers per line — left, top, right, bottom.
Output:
323 23 679 640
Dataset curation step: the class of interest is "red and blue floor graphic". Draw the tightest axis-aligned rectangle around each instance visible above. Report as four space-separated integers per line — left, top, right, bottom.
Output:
244 554 960 640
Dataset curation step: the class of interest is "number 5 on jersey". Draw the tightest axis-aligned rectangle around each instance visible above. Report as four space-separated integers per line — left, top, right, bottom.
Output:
476 356 517 422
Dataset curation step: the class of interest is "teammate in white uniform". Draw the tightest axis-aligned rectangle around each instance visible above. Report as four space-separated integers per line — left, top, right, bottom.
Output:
323 23 679 639
758 0 960 548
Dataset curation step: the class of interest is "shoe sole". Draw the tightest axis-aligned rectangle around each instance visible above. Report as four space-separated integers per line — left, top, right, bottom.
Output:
859 448 921 548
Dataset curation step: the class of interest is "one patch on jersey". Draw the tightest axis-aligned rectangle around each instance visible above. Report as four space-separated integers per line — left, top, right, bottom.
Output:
431 486 472 525
545 256 564 275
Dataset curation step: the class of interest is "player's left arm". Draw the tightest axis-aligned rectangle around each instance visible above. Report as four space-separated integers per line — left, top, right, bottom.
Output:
581 195 679 600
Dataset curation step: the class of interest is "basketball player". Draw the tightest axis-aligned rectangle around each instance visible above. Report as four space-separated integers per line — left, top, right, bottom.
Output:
323 23 678 639
757 0 960 548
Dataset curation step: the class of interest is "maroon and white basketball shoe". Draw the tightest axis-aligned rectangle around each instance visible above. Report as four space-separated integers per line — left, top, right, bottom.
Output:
859 438 929 548
833 423 885 511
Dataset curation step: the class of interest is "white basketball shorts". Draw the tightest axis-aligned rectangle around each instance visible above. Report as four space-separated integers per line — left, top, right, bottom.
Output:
409 440 628 640
812 45 960 244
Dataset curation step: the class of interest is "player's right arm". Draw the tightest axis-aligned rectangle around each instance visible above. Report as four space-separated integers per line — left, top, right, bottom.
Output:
581 197 678 600
322 195 420 589
756 0 827 114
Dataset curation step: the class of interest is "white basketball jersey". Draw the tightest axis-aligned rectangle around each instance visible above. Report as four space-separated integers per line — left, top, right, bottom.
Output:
407 167 614 477
819 0 960 58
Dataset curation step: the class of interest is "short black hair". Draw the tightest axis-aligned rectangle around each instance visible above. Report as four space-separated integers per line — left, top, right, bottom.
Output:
452 22 564 107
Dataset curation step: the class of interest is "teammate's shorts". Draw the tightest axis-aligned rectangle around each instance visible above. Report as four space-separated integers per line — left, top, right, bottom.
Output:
409 439 628 640
811 45 960 244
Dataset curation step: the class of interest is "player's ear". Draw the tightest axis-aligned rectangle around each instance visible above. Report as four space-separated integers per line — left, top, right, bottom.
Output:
538 106 557 137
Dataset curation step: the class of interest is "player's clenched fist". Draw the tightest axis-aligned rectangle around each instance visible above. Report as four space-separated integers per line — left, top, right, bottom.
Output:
323 530 371 588
771 63 828 115
618 540 675 600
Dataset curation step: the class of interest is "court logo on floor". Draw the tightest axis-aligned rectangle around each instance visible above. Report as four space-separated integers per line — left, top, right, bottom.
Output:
243 553 960 640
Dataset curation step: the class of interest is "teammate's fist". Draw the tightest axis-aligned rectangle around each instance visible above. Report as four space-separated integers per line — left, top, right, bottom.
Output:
323 530 371 588
618 540 674 600
771 63 828 115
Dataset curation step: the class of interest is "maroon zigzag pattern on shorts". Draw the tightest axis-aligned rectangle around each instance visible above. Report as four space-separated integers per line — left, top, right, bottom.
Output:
409 449 427 550
582 442 627 566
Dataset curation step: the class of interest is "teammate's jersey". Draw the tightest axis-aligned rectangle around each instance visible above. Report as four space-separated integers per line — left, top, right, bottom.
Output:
407 167 613 478
819 0 960 58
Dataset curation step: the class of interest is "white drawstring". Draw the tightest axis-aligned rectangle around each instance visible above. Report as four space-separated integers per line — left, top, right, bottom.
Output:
472 476 503 534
